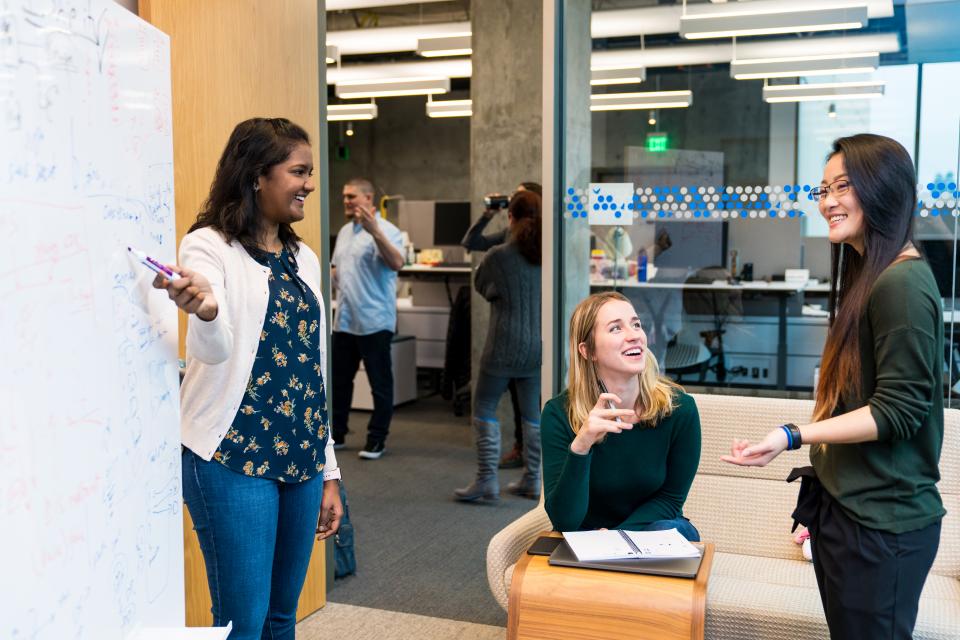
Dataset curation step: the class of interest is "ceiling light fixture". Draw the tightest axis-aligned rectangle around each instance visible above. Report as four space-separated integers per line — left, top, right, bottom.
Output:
426 99 472 118
416 34 472 58
327 102 378 121
731 51 879 79
680 4 868 40
325 45 340 65
762 80 885 103
590 66 647 86
590 90 693 111
335 77 450 99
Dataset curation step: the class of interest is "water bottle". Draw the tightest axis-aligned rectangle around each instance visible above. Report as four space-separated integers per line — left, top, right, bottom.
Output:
637 249 648 283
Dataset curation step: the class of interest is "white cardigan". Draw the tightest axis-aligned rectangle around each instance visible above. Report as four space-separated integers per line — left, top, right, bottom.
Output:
178 227 339 480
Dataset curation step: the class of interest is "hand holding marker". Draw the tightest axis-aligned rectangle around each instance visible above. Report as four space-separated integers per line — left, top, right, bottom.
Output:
128 246 180 281
135 245 219 321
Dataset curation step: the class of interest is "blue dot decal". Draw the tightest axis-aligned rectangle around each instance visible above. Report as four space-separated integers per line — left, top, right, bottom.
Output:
593 203 600 211
614 212 622 218
566 203 573 211
927 183 936 191
567 187 575 195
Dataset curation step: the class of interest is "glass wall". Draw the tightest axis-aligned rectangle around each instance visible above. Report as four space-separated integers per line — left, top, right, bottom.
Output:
554 0 960 399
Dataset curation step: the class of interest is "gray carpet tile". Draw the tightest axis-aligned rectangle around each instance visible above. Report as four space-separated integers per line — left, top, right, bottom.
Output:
298 602 505 639
328 394 536 627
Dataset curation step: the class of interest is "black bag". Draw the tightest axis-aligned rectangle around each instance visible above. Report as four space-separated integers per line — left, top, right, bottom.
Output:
333 482 356 579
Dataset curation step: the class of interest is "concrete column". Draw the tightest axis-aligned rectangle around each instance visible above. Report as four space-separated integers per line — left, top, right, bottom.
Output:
470 1 543 427
558 0 592 387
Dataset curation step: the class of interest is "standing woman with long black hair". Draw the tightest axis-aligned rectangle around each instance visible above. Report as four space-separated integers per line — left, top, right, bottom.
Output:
723 133 944 638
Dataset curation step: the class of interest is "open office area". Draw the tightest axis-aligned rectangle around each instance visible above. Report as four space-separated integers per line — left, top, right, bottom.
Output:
3 1 959 639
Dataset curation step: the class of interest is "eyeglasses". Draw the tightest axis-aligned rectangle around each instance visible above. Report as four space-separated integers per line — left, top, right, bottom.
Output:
810 178 851 202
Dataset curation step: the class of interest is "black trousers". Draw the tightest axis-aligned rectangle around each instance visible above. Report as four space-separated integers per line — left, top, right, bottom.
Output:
804 481 941 639
331 330 394 446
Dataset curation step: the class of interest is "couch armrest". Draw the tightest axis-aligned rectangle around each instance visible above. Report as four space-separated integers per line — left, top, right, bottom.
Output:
486 502 551 611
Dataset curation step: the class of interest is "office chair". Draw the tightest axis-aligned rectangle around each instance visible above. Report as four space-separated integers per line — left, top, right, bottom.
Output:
664 266 743 384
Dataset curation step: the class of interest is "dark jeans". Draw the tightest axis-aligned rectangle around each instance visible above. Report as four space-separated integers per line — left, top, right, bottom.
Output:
810 493 941 639
508 378 523 447
181 448 324 640
331 330 394 445
638 516 701 542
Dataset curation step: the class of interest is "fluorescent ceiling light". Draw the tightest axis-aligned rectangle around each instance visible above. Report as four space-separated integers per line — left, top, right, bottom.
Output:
426 99 472 118
732 52 879 79
325 34 898 86
762 80 885 103
591 66 646 86
681 5 868 40
327 22 470 56
417 34 472 58
335 77 450 98
324 2 893 55
326 45 340 65
328 0 448 8
590 90 693 111
327 103 378 121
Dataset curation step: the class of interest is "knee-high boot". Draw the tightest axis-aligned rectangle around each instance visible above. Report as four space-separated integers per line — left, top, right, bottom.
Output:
507 420 540 499
454 418 501 502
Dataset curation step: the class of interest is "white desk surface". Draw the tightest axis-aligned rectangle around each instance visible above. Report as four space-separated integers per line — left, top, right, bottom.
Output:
591 279 805 292
400 264 471 275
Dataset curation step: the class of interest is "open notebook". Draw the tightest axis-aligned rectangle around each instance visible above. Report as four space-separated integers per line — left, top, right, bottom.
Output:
562 528 701 562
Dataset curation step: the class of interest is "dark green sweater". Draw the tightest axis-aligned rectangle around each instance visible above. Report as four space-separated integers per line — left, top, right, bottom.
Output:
542 390 701 532
811 259 945 534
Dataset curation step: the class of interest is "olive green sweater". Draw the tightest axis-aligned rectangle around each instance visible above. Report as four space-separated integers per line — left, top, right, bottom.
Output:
542 390 701 532
811 259 945 534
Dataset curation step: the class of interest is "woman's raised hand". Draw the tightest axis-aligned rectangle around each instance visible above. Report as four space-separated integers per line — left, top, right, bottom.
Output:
570 393 637 455
152 265 219 321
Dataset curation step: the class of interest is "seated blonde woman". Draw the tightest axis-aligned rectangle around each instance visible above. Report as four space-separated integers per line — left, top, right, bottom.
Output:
541 291 702 539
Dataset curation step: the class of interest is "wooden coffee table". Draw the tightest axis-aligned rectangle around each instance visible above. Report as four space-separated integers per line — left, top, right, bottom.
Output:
507 532 714 640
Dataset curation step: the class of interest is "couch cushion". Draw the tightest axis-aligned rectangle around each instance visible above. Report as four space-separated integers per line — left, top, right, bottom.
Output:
707 552 960 640
685 475 804 562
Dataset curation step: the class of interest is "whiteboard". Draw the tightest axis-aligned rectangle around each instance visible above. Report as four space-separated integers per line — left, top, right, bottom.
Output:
0 2 184 639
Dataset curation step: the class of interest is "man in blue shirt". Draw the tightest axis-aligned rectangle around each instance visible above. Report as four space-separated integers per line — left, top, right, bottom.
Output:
331 178 405 459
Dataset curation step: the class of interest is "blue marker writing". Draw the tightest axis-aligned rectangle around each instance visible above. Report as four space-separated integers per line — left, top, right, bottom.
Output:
128 246 180 280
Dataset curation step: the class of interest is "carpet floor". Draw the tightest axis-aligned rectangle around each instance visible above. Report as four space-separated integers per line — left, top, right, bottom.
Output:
297 602 505 639
326 393 536 627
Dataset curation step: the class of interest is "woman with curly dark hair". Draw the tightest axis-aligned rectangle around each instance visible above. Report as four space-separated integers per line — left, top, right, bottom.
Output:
154 117 342 639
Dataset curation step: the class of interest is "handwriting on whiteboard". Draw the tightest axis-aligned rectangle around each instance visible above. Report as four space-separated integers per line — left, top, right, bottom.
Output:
0 2 183 638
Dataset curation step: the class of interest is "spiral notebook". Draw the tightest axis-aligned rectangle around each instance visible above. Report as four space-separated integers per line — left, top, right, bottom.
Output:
549 529 703 578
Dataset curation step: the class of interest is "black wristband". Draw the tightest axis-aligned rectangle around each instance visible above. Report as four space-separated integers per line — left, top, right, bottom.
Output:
784 423 802 450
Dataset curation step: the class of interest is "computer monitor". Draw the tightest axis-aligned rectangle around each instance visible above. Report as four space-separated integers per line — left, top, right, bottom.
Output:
433 201 472 246
921 239 960 301
652 220 729 273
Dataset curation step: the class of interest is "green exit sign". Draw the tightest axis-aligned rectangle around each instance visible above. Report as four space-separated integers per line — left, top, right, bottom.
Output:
646 133 669 152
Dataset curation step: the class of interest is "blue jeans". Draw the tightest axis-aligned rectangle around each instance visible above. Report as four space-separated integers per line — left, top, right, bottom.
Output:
638 517 701 542
474 371 540 425
182 448 324 640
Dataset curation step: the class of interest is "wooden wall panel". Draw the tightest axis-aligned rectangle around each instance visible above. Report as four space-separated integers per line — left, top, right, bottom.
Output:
139 0 323 355
138 0 326 624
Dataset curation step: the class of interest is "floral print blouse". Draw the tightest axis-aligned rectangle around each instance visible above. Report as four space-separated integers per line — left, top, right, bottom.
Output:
213 248 329 482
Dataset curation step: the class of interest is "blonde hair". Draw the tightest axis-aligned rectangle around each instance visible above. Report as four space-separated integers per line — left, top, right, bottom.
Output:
566 292 681 436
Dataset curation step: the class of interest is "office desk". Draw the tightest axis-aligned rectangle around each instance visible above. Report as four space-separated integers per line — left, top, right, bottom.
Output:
399 264 471 307
508 532 714 640
400 264 472 276
592 280 803 389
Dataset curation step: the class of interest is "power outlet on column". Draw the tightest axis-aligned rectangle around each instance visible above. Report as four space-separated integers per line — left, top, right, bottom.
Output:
725 355 776 383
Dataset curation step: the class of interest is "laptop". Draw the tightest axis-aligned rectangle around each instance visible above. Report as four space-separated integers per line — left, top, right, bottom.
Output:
548 539 704 578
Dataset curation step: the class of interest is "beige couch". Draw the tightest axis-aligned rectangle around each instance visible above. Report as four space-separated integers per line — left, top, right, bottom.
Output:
487 393 960 639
